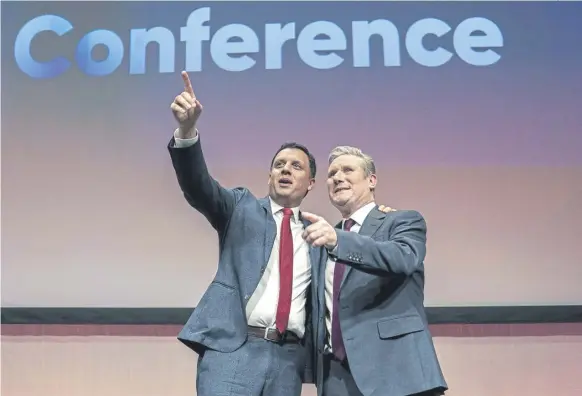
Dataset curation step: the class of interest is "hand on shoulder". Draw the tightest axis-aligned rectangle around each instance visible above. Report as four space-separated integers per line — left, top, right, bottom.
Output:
378 204 397 213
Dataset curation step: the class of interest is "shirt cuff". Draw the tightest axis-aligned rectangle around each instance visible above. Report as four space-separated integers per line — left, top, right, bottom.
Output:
173 128 199 148
328 245 338 256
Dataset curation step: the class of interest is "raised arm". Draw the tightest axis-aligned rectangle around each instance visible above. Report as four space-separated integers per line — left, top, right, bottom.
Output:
168 71 241 231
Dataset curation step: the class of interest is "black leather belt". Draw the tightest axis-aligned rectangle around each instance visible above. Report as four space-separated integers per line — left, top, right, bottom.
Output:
248 326 301 343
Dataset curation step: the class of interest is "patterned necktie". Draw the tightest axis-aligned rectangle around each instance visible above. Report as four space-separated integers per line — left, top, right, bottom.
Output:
276 208 294 334
331 218 356 360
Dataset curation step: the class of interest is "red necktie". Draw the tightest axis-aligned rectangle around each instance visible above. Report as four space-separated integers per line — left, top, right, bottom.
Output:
332 218 356 360
276 208 294 334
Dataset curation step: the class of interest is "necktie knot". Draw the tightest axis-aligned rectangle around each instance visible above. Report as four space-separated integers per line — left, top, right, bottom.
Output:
343 218 356 231
282 208 293 218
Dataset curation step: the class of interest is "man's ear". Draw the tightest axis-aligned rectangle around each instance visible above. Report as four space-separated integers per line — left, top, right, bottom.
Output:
307 178 315 192
368 174 377 190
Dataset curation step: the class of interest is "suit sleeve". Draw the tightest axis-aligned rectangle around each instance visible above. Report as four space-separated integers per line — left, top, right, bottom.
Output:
332 210 427 276
168 135 243 232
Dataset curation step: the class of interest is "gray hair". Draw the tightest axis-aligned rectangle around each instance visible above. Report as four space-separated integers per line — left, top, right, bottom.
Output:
328 146 376 176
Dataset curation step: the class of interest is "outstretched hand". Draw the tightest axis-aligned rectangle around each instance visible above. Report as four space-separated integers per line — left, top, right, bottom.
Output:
301 205 395 249
301 212 337 250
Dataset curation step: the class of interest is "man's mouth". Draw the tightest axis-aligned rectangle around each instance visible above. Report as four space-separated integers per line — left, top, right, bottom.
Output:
334 186 349 193
279 178 293 186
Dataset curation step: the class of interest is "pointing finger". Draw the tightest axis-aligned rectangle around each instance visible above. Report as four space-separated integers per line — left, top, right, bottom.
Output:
301 211 321 223
181 71 195 98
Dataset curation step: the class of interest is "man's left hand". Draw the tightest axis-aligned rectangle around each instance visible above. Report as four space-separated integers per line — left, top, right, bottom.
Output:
378 204 397 213
301 212 337 250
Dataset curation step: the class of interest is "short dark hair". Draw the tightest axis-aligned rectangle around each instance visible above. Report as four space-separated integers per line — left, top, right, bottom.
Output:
270 142 317 178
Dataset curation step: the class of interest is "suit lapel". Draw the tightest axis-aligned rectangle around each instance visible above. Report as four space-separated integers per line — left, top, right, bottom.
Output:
300 213 326 322
341 207 386 287
334 220 351 288
301 214 322 290
359 207 386 238
259 197 276 270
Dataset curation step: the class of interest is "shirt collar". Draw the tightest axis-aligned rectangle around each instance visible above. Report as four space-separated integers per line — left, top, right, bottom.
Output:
269 197 300 222
343 201 376 227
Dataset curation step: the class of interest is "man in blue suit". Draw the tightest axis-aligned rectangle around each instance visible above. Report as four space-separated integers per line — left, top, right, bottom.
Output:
167 71 324 396
302 146 448 396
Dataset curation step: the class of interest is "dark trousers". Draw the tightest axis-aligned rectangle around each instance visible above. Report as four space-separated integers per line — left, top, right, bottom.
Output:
196 335 306 396
322 354 444 396
322 354 363 396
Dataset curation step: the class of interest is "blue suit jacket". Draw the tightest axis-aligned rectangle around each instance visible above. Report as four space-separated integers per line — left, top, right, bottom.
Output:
168 137 324 383
314 207 448 396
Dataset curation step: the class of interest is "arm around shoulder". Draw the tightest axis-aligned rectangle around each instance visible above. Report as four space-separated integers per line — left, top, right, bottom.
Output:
168 129 242 231
333 210 427 276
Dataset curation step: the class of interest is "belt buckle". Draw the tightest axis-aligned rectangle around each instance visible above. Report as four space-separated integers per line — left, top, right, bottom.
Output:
263 327 281 343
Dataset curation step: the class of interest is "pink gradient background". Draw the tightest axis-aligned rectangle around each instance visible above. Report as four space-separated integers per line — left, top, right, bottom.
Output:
3 165 582 307
2 3 582 396
2 1 582 307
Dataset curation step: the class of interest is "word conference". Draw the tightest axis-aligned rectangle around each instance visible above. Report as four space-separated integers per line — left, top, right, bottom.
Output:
14 7 504 79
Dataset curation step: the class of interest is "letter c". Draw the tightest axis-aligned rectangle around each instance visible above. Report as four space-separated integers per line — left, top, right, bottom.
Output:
14 14 72 79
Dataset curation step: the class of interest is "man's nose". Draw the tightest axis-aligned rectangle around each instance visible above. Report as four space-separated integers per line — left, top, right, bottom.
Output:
281 164 292 174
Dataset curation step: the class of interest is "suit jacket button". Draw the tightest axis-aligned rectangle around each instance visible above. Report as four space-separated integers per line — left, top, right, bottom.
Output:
244 295 249 299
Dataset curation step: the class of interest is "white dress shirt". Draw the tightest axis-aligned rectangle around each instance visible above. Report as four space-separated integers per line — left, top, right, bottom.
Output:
325 201 376 349
173 130 311 337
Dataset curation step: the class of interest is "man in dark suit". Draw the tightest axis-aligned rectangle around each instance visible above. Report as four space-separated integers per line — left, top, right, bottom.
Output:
167 71 325 396
302 146 448 396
